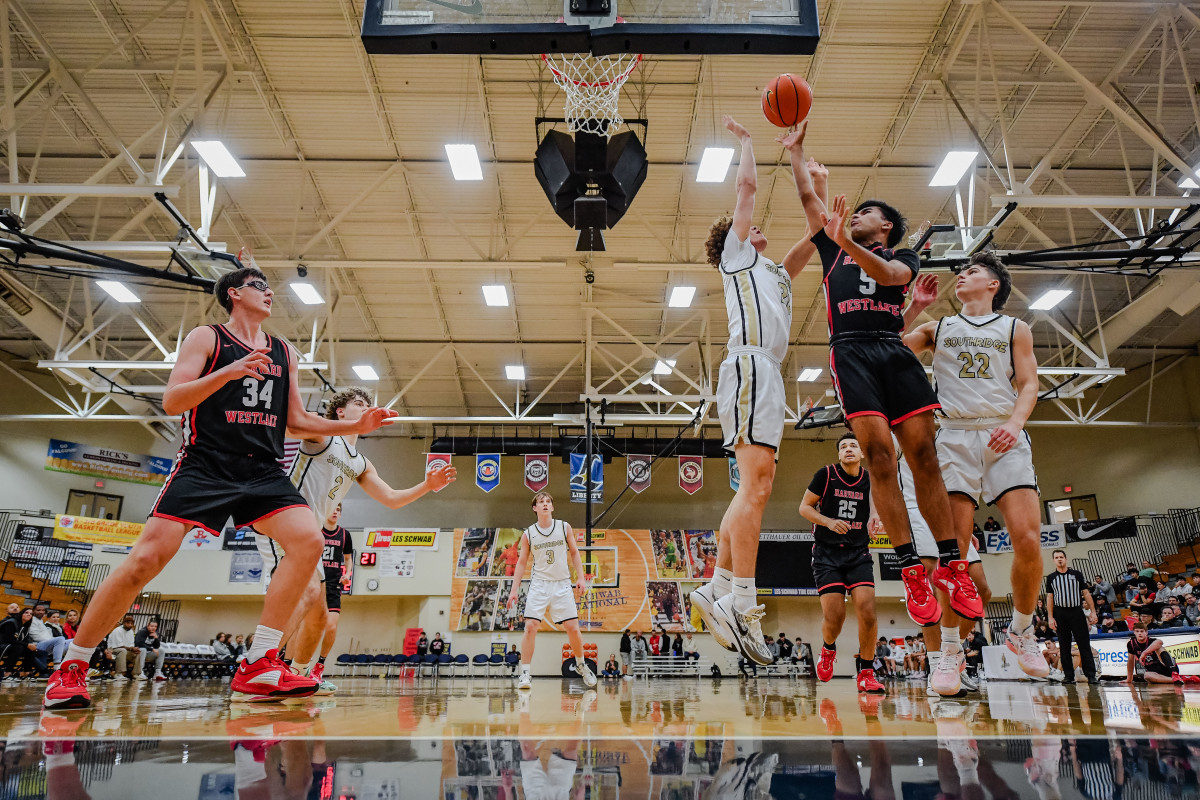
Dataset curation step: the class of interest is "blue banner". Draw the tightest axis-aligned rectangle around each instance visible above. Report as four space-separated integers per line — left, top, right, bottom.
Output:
569 453 603 503
476 454 500 493
728 457 741 491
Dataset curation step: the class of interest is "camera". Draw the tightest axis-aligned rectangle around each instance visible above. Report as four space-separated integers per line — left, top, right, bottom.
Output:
296 264 308 278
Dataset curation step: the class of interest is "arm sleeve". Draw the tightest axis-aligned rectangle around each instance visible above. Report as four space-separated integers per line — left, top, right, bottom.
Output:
807 467 828 496
719 227 758 275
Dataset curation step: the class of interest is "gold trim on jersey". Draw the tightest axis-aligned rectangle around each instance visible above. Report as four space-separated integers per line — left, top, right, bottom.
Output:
735 271 759 347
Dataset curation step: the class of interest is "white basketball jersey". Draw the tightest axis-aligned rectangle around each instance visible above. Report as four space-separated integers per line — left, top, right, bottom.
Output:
932 313 1019 420
524 518 571 582
288 436 367 522
720 228 792 364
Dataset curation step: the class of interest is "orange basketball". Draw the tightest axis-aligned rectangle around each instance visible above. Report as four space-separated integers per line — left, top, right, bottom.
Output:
762 74 812 128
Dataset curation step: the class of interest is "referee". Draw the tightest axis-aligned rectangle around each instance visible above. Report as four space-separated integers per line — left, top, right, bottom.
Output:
1045 549 1098 684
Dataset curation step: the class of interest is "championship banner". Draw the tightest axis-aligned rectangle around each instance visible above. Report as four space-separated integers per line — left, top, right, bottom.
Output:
425 453 452 491
365 529 438 549
570 453 603 503
524 454 549 492
1065 516 1137 544
53 514 143 547
728 457 740 491
977 523 1065 554
179 528 222 551
222 526 258 551
626 455 651 494
475 453 500 493
679 456 703 495
45 438 173 486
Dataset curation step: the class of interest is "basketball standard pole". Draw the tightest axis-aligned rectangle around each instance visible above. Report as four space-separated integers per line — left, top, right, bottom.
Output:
584 400 594 552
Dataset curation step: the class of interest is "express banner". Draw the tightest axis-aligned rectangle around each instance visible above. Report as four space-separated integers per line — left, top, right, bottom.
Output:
1066 516 1137 544
45 438 173 486
524 454 549 492
365 529 438 549
53 514 143 547
977 523 1066 554
425 453 452 491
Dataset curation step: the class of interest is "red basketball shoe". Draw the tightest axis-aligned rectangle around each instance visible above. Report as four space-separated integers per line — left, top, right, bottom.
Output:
43 660 90 710
900 564 942 626
232 649 319 702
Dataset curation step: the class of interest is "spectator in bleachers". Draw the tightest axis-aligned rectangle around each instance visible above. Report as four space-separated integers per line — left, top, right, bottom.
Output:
776 633 793 663
670 632 683 659
1129 587 1154 617
1139 560 1157 579
1033 618 1053 641
764 634 775 661
416 632 428 656
108 615 143 682
1155 605 1184 630
631 631 648 661
231 634 246 658
875 638 894 677
1034 598 1049 626
1 604 25 679
1184 594 1200 626
1091 575 1116 605
1117 565 1141 603
619 629 632 676
211 632 234 661
648 629 662 657
63 610 79 639
1154 581 1171 603
683 633 699 660
27 603 68 668
429 633 446 656
983 516 1000 532
602 654 620 678
1094 595 1112 619
963 629 987 678
1170 577 1191 599
911 634 928 674
136 620 167 682
1100 614 1117 634
46 612 65 639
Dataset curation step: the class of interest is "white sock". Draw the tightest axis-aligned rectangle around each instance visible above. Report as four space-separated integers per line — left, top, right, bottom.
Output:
711 568 733 598
940 626 961 653
65 643 93 666
1011 610 1034 634
732 578 757 613
246 625 283 662
520 663 530 675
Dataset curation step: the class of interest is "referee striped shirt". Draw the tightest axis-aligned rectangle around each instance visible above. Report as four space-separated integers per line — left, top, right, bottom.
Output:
1045 568 1087 608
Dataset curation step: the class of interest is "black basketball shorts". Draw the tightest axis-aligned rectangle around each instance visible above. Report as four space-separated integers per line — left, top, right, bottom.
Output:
812 543 875 596
152 448 308 535
829 334 940 425
324 577 343 612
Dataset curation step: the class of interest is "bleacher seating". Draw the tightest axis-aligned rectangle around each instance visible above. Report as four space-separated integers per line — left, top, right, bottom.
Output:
630 654 704 679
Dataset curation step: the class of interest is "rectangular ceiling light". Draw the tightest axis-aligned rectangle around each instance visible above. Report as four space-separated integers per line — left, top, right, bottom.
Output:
288 282 325 305
696 147 735 183
654 359 677 375
352 365 379 381
445 144 483 181
1181 176 1199 189
668 286 696 308
482 285 509 306
929 150 978 187
505 365 525 380
797 368 822 382
96 280 140 303
1029 289 1071 310
190 141 246 178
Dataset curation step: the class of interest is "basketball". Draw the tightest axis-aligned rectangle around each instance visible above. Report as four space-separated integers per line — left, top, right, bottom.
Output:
762 73 812 128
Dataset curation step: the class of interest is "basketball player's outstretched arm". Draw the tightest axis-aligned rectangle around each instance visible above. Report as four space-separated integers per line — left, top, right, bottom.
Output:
821 195 915 286
725 115 756 242
563 523 587 596
780 158 828 279
162 326 271 415
989 320 1037 454
777 122 827 242
506 536 531 608
902 273 939 332
281 342 397 436
355 459 457 509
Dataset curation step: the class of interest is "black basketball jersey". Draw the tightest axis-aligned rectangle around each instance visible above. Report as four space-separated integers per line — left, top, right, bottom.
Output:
322 525 353 579
181 324 291 460
811 229 921 339
807 463 871 548
1126 635 1168 667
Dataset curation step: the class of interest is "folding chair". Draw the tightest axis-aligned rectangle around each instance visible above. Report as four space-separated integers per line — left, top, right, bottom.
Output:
354 653 373 676
452 653 470 677
488 653 506 677
390 653 408 678
371 653 393 678
471 654 490 677
335 653 355 677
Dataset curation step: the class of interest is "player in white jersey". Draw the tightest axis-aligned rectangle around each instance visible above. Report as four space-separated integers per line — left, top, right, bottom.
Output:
506 491 596 690
262 388 456 686
691 115 823 667
903 253 1048 688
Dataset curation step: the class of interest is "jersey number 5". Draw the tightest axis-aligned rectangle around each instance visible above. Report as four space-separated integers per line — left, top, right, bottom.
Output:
242 377 274 408
858 269 876 295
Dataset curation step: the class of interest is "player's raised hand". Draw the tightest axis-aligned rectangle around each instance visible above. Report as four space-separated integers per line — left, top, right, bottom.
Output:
353 405 399 434
723 114 751 141
224 348 272 381
806 157 828 180
821 194 848 243
775 119 808 151
425 464 457 491
911 273 939 308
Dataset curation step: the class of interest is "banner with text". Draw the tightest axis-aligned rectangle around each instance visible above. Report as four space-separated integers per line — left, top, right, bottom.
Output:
46 438 173 486
1065 516 1137 544
364 529 439 549
53 514 143 547
977 523 1066 554
569 453 603 503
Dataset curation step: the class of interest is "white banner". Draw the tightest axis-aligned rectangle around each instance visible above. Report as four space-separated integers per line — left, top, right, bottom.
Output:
379 549 416 578
985 631 1200 680
979 523 1065 554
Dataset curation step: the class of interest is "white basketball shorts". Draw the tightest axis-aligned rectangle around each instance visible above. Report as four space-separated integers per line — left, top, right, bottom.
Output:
717 350 785 456
523 578 578 624
520 754 577 800
899 453 980 563
935 424 1039 507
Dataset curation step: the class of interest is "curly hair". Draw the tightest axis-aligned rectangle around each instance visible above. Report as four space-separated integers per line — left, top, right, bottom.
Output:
705 216 734 268
325 387 372 420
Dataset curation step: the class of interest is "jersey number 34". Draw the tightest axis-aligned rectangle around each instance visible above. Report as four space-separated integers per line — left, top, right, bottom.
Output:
242 377 274 408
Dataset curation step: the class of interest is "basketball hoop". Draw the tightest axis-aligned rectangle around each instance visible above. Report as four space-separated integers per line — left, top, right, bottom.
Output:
541 49 642 137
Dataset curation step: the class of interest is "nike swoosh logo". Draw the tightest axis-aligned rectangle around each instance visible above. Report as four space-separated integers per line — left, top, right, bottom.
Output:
420 0 483 14
250 669 283 686
1075 520 1120 540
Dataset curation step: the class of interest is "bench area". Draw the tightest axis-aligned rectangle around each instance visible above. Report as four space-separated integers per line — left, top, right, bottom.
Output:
630 654 704 678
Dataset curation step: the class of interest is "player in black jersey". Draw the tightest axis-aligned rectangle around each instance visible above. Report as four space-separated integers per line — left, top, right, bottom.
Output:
799 432 885 693
780 123 983 633
44 265 396 710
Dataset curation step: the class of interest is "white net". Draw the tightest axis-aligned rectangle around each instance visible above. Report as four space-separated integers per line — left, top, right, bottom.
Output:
541 52 642 137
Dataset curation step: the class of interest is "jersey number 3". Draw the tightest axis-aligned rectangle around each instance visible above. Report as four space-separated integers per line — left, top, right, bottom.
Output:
242 377 274 408
544 550 555 566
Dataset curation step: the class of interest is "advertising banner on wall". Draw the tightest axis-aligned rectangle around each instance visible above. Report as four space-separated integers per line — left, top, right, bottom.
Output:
53 514 143 547
222 525 258 551
364 529 438 549
45 438 173 486
228 551 264 583
1065 516 1137 544
977 523 1066 554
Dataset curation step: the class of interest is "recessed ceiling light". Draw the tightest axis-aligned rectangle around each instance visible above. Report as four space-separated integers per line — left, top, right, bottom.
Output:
668 286 696 308
482 285 509 306
696 147 735 183
929 150 978 187
288 282 324 305
1053 505 1070 512
797 368 822 382
353 365 380 381
1029 289 1071 310
190 140 245 178
654 359 676 376
445 144 483 181
505 365 525 380
96 280 140 303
